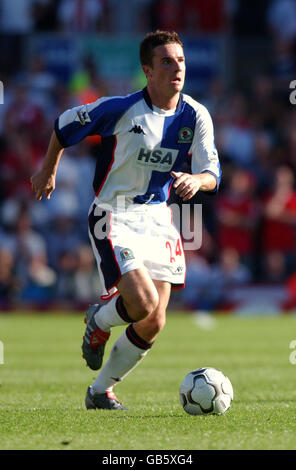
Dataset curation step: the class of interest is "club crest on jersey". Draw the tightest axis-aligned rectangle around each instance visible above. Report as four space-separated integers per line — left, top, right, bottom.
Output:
76 106 92 126
178 127 193 143
135 147 179 172
120 248 135 262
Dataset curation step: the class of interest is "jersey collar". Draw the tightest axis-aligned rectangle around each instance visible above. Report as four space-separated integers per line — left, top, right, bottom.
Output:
142 87 183 113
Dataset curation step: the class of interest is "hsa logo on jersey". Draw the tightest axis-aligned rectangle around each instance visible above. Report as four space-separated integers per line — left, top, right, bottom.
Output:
135 147 179 172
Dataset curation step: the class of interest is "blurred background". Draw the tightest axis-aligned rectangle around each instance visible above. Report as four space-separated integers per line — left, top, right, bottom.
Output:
0 0 296 315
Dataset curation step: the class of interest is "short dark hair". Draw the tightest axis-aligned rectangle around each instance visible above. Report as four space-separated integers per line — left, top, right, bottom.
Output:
140 30 183 67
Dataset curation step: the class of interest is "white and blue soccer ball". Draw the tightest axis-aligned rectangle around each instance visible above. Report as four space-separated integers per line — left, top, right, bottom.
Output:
179 367 233 416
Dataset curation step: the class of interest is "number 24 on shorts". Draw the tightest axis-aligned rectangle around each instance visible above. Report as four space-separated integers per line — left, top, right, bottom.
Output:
166 239 183 263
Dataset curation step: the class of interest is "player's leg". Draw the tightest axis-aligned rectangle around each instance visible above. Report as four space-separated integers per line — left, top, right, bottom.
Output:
132 279 171 342
82 202 160 370
86 280 171 410
82 267 159 370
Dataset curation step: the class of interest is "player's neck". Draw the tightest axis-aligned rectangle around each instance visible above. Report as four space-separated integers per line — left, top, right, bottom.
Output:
147 85 180 111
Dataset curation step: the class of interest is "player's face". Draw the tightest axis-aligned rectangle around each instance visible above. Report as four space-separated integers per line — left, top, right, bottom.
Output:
146 43 186 96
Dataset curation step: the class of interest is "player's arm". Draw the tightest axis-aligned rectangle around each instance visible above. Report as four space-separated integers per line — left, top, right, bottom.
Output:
174 102 221 202
31 130 64 201
31 98 103 201
171 170 217 201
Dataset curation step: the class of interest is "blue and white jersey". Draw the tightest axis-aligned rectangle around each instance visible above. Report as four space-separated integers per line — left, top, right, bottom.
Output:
55 87 221 208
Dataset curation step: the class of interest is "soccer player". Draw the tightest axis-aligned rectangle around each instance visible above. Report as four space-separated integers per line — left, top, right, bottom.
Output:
31 30 221 410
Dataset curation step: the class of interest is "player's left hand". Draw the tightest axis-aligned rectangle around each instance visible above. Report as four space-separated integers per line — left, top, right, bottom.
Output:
171 171 201 201
31 169 56 201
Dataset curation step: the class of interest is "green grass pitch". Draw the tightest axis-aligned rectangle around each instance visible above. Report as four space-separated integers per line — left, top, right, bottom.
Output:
0 311 296 450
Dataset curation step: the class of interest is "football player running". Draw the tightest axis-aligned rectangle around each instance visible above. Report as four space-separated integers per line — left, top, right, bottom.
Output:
31 30 221 410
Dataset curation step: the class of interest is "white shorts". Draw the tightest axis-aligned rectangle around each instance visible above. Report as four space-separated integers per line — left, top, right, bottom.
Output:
88 201 186 300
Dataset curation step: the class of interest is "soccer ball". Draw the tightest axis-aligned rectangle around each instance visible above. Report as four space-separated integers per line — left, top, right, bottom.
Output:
179 367 233 416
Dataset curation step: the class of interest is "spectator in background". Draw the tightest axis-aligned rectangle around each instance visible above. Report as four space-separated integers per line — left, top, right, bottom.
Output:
55 250 78 303
45 216 83 271
25 55 58 115
215 169 259 270
20 251 57 305
210 247 251 306
216 92 255 168
181 250 212 311
150 0 227 34
0 0 34 34
269 38 296 87
71 143 96 222
203 78 229 117
13 210 48 288
286 111 296 173
69 58 108 147
285 270 296 309
1 130 43 199
0 248 18 307
261 166 296 272
0 207 56 305
267 0 296 44
181 0 227 34
150 0 182 32
45 151 80 220
73 244 101 306
252 130 275 193
249 75 278 133
109 0 153 34
3 83 46 149
57 0 104 32
181 248 251 311
261 251 287 283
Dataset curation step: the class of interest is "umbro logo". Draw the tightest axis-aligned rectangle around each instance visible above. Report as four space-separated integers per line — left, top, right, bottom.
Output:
129 124 145 134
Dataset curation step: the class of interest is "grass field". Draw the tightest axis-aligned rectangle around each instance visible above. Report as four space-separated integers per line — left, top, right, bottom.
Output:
0 311 296 450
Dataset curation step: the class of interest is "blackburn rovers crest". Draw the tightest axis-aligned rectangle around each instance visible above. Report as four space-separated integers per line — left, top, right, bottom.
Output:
120 248 135 261
178 127 193 143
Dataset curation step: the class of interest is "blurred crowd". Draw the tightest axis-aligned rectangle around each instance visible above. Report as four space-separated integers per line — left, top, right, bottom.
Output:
0 0 227 35
1 0 296 310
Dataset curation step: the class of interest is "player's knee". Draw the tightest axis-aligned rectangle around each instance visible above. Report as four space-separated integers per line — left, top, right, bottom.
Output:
125 290 159 321
146 312 166 335
138 291 159 318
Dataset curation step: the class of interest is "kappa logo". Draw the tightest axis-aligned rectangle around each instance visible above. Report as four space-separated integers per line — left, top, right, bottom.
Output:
129 124 145 134
135 147 179 172
76 105 92 126
178 127 193 143
171 265 184 275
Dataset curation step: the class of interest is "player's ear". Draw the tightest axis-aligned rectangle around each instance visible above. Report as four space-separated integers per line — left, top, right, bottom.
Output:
142 64 152 80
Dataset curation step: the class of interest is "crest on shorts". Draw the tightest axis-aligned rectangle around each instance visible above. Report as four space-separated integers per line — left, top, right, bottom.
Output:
178 127 193 143
120 248 135 261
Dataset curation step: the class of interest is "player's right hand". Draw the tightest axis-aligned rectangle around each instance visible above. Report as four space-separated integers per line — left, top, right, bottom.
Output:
30 169 56 201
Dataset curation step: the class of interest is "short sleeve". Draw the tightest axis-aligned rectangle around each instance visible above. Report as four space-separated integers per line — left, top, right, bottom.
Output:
190 104 221 191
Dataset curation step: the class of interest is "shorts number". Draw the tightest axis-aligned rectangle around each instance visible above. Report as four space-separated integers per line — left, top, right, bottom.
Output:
166 239 182 263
